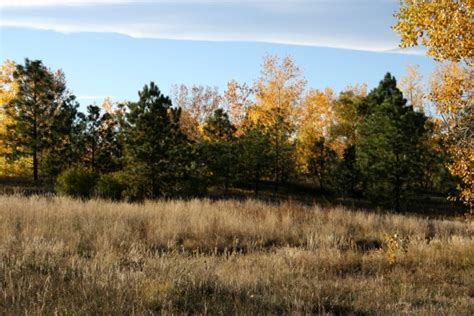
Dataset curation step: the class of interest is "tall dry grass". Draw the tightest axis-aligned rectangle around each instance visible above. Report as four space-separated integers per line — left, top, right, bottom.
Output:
0 195 472 314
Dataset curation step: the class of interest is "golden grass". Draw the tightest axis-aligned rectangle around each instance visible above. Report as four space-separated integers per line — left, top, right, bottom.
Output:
0 195 473 314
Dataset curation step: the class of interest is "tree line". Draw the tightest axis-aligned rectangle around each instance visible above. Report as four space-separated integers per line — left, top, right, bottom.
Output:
0 54 471 211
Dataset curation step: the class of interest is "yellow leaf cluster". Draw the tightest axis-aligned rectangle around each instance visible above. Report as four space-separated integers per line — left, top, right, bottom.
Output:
394 1 474 207
248 55 305 132
296 88 337 171
393 0 474 64
0 59 31 176
224 80 253 136
384 233 410 265
0 60 18 147
398 64 426 112
430 63 473 207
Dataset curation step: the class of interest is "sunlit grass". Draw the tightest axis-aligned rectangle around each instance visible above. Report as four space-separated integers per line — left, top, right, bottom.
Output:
0 195 472 314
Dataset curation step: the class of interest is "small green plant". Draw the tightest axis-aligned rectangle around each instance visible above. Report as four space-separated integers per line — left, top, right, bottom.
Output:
96 172 128 201
55 166 98 198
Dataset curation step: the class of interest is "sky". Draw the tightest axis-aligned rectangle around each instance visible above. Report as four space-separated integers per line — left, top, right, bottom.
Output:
0 0 437 108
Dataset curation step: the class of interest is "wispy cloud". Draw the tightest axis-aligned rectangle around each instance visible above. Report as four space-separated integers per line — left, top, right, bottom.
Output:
0 0 410 53
384 46 427 56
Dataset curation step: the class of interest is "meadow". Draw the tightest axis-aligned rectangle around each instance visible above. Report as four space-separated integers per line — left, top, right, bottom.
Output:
0 195 472 314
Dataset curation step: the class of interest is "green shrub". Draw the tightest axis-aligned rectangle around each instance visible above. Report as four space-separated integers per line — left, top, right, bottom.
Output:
55 166 98 198
96 172 128 201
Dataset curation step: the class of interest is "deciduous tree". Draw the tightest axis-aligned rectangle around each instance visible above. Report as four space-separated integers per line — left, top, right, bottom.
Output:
429 63 473 206
331 85 366 148
223 80 253 136
393 0 473 64
249 55 305 191
394 0 474 208
398 64 426 113
171 84 221 141
0 60 30 176
296 88 337 174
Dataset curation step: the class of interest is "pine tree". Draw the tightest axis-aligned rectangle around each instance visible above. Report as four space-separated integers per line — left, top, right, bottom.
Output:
336 145 361 197
306 137 337 192
122 82 189 199
83 105 122 173
356 73 429 212
201 109 238 194
237 127 272 195
4 59 79 181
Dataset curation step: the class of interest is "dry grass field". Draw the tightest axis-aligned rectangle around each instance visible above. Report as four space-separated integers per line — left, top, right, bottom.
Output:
0 195 473 314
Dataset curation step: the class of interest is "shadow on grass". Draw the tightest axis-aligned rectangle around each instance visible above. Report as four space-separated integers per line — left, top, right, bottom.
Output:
0 176 466 220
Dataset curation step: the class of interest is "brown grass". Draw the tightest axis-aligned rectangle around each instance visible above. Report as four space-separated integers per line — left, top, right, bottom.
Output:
0 195 473 314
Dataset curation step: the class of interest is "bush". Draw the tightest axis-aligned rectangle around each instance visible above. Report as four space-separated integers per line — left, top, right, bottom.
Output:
55 166 98 198
96 172 128 201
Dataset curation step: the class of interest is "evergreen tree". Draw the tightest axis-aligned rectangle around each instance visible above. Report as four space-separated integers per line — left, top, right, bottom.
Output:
201 109 238 194
306 137 337 192
336 145 362 197
85 105 101 170
83 105 122 173
356 73 429 212
122 82 189 199
4 59 79 181
237 127 272 195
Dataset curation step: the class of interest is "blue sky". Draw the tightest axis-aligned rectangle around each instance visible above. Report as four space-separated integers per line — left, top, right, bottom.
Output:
0 0 436 108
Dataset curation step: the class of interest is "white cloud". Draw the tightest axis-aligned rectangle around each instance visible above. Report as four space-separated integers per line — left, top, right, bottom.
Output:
0 0 413 53
384 46 427 56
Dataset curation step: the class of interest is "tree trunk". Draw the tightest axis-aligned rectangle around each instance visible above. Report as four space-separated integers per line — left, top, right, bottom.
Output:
254 170 260 196
395 182 401 213
394 152 401 212
33 114 38 182
224 176 229 196
33 150 38 182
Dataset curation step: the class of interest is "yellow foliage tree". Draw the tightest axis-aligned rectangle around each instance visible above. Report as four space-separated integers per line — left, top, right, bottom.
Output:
394 1 474 208
0 60 30 176
429 63 473 207
393 0 474 64
248 55 306 188
330 84 367 149
223 80 253 136
248 55 305 129
296 88 336 172
398 64 426 113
